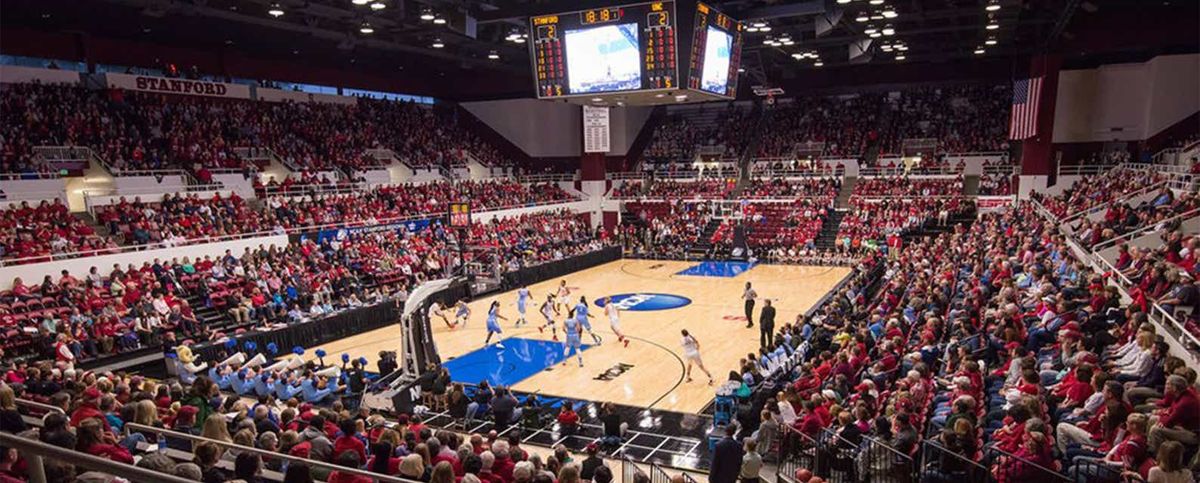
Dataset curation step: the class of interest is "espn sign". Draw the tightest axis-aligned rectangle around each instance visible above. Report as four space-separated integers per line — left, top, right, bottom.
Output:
104 72 252 99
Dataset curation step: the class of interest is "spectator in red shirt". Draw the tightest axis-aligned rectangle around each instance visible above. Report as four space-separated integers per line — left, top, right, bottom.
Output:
1148 375 1200 451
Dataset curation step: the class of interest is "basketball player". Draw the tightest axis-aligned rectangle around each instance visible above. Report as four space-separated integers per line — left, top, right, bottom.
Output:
428 300 453 329
574 296 602 345
562 308 584 367
515 285 531 326
680 329 714 385
555 280 571 314
538 293 559 341
483 301 509 350
600 296 629 347
454 301 471 328
742 282 758 329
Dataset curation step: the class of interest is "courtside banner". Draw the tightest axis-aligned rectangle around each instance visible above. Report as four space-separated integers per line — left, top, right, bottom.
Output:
102 72 252 99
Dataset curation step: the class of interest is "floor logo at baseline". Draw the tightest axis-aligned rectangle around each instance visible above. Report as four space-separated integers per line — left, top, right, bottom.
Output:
595 293 692 311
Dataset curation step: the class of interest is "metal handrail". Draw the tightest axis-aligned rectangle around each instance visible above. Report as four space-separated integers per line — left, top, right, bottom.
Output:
1060 179 1167 224
0 431 196 483
15 397 66 415
124 423 417 483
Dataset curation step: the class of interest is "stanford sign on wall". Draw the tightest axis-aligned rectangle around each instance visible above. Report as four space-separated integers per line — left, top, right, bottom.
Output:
103 72 252 99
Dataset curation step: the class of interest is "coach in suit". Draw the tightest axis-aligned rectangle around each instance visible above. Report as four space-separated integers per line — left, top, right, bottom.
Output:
710 425 743 483
759 299 776 348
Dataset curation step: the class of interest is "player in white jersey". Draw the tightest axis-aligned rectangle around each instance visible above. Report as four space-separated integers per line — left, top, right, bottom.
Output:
515 286 531 326
561 309 584 367
680 329 714 385
574 296 602 345
555 280 571 314
428 300 453 329
600 296 629 347
537 293 559 341
454 301 471 328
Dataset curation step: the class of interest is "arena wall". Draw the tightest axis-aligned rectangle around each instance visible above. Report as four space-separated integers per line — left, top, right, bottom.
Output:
1052 54 1199 143
461 100 652 157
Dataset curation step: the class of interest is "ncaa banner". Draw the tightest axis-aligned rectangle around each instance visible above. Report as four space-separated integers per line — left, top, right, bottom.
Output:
977 196 1015 215
301 218 437 244
103 72 252 99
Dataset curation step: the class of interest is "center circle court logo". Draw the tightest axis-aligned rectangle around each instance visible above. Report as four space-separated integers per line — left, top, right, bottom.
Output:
595 293 692 311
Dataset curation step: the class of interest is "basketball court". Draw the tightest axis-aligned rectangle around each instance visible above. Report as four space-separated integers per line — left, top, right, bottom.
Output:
315 259 849 413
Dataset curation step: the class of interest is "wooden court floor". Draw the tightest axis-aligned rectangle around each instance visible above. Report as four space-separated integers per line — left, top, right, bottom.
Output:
311 259 849 413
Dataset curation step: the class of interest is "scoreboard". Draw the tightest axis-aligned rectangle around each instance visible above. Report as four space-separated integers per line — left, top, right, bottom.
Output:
530 1 678 99
686 2 742 98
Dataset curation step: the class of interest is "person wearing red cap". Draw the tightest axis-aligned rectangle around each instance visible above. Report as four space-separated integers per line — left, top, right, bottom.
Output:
69 387 111 432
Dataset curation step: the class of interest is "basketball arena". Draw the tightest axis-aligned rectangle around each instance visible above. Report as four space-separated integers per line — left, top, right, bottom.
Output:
0 1 1197 483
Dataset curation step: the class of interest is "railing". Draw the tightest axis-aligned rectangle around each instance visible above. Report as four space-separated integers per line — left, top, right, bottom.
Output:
124 423 417 483
858 165 963 177
1060 179 1167 224
1056 163 1116 177
0 170 62 180
774 424 919 483
919 440 989 483
15 397 66 417
232 146 275 161
620 456 649 483
521 173 577 183
258 182 369 198
0 431 196 483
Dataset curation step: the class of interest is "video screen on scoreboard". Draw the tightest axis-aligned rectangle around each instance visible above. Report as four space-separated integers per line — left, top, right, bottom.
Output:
530 2 677 99
699 27 732 94
687 2 742 98
565 23 642 93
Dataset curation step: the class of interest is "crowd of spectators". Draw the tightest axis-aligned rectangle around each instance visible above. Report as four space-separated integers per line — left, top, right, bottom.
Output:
835 198 971 252
619 201 715 259
0 82 512 174
2 180 576 263
1070 188 1198 248
728 203 1198 483
756 94 884 159
978 173 1014 197
639 179 737 200
740 177 841 200
0 209 605 364
641 106 750 168
852 176 963 197
1034 168 1165 219
877 84 1011 155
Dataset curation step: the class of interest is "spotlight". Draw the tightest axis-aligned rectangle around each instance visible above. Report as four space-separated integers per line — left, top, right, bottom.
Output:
869 31 882 38
974 47 985 54
752 21 767 28
814 61 824 67
746 26 759 32
792 53 803 59
869 0 883 4
986 1 1001 11
882 8 898 18
431 38 444 48
759 25 771 32
896 55 905 60
267 2 284 16
433 17 447 24
855 15 869 22
352 0 370 5
370 2 385 10
513 35 526 43
837 0 851 3
864 26 878 34
419 8 435 21
359 22 374 34
487 50 499 60
781 39 794 45
882 27 895 35
986 22 999 30
985 38 997 45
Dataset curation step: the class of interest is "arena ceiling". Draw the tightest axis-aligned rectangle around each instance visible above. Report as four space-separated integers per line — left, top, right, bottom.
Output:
2 0 1196 99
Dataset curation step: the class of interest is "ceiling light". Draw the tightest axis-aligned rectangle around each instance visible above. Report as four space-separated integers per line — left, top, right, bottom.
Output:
869 0 884 4
882 27 895 35
882 8 898 18
267 3 284 16
359 22 374 34
881 45 893 51
760 26 771 32
781 39 794 45
752 21 767 28
974 47 985 54
896 55 905 60
513 36 525 43
871 13 884 20
352 0 370 5
431 38 444 48
746 26 759 32
420 8 435 21
986 22 999 30
837 0 851 3
869 32 882 38
792 53 803 59
986 1 1001 11
433 17 447 25
737 67 745 73
855 15 869 22
370 2 386 10
487 51 499 60
864 27 878 34
985 38 997 45
814 61 824 67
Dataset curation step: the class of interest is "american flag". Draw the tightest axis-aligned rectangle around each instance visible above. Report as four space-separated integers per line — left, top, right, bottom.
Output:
1009 77 1043 140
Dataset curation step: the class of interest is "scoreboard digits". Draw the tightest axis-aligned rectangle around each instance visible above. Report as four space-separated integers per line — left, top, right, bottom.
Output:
687 2 742 98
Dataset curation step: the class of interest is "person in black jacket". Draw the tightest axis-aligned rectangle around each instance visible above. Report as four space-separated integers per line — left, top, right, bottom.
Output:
709 425 743 483
759 299 776 349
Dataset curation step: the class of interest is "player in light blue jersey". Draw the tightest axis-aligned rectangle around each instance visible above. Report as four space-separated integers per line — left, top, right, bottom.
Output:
574 296 602 345
483 301 509 349
454 301 471 328
562 309 584 367
516 286 530 326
